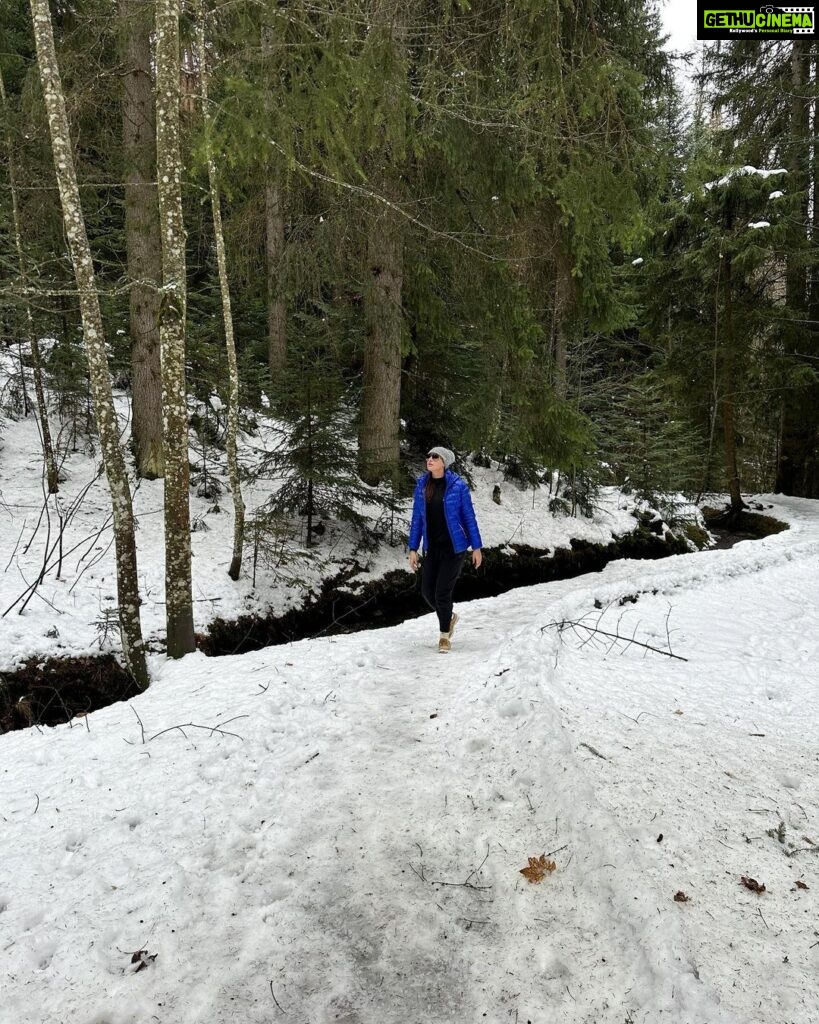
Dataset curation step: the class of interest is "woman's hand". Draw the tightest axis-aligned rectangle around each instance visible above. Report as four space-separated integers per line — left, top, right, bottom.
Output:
471 548 482 569
409 550 419 572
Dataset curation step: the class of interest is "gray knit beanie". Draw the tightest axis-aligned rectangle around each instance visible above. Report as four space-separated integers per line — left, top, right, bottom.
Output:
427 446 455 469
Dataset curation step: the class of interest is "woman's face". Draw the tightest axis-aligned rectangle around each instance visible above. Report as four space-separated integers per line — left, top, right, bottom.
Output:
426 453 445 478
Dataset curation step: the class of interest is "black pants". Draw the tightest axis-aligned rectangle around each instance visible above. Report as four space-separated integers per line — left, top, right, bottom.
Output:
421 547 466 633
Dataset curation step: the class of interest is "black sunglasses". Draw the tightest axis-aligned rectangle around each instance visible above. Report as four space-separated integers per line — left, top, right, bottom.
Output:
426 453 442 460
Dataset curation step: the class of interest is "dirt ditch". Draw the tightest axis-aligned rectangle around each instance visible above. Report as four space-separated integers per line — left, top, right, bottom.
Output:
702 505 789 549
0 509 786 734
0 654 138 734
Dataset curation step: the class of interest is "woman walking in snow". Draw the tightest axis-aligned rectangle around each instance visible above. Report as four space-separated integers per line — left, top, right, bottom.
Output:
408 446 483 653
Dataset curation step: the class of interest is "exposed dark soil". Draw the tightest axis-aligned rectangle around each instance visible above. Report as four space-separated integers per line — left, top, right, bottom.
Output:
702 505 789 550
0 654 138 734
201 517 691 656
1 508 785 735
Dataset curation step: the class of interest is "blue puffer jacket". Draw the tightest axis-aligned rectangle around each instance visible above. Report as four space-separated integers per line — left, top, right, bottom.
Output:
408 469 483 555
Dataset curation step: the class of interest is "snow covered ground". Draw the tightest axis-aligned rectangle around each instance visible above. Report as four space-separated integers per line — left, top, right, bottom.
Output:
0 348 642 671
2 495 818 1024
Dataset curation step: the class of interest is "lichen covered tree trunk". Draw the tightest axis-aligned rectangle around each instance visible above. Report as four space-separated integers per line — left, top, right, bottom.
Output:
195 0 245 580
155 0 195 656
120 0 164 479
358 211 403 485
29 0 148 688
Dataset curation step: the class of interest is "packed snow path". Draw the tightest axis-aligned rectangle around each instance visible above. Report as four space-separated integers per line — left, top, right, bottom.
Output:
2 498 818 1024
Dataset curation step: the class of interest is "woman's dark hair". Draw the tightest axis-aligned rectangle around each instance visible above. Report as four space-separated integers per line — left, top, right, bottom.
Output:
424 474 436 501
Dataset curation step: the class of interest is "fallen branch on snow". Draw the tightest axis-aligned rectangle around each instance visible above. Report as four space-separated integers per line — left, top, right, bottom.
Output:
542 618 688 661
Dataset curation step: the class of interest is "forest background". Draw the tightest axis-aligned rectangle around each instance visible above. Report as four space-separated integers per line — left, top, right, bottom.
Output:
1 0 818 687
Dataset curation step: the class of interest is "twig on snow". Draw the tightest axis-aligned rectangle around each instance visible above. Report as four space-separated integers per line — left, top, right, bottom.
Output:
430 877 492 890
416 852 493 890
617 710 658 725
579 742 608 761
4 519 26 572
269 981 284 1012
130 705 146 744
463 846 491 887
149 714 249 742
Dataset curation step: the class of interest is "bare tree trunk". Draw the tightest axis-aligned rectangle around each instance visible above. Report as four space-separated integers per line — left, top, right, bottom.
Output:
722 255 743 514
195 0 245 580
265 182 287 377
155 0 195 657
120 0 164 480
358 209 403 485
356 3 406 487
260 21 287 381
550 236 574 401
807 50 819 498
812 49 819 316
1 67 59 494
29 0 148 689
776 39 812 495
552 274 568 401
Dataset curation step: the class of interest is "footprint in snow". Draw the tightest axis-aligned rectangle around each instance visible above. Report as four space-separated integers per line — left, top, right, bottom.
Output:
498 699 527 719
21 908 45 932
33 943 56 971
64 832 84 852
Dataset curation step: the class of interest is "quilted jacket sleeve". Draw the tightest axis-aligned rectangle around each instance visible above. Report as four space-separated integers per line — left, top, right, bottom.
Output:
408 477 425 551
459 481 483 550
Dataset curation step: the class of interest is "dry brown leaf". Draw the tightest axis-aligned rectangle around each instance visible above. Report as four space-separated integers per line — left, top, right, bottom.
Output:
740 875 766 894
673 709 684 716
794 880 809 890
520 854 557 883
673 891 690 903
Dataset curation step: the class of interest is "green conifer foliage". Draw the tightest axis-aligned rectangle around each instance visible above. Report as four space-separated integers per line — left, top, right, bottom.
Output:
645 162 791 509
259 305 376 548
704 39 819 496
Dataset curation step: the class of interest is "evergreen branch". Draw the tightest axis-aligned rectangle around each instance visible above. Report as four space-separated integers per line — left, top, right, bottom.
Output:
265 137 547 263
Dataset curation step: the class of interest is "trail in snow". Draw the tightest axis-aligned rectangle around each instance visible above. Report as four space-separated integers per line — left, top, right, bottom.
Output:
2 497 818 1024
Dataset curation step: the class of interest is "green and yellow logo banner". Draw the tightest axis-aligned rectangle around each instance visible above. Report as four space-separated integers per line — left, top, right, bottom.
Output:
697 3 817 38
